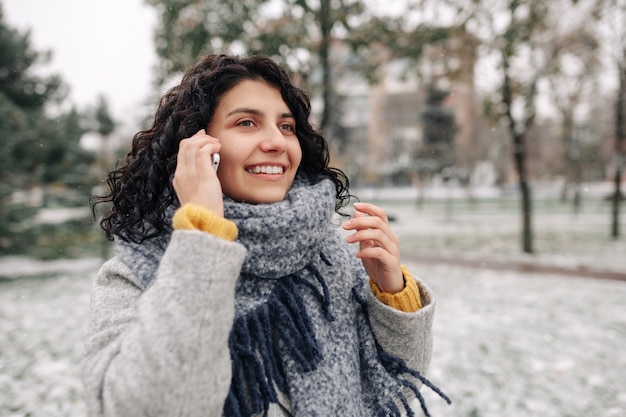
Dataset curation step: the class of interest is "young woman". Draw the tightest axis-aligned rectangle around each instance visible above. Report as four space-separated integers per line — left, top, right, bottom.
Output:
84 54 449 417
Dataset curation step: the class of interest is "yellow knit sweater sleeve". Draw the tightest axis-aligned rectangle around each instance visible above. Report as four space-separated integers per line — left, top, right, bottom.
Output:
369 265 423 312
172 203 238 241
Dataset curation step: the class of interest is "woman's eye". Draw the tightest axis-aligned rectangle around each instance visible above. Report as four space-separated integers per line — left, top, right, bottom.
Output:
280 123 295 132
237 120 255 127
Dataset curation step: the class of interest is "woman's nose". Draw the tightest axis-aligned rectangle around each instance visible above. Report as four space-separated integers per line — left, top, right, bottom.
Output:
260 126 287 152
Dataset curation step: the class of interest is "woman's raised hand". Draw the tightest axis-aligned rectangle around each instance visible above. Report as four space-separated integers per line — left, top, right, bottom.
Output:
343 202 404 293
173 129 224 216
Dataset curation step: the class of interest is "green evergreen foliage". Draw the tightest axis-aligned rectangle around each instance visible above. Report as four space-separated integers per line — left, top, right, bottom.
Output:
421 85 456 146
0 4 98 254
93 95 115 137
415 85 457 176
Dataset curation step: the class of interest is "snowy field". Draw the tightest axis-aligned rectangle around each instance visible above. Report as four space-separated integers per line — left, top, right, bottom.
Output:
1 196 625 416
419 264 626 417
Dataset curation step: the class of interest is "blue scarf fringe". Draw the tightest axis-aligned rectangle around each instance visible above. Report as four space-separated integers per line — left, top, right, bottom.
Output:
352 288 452 417
223 258 450 417
223 264 331 416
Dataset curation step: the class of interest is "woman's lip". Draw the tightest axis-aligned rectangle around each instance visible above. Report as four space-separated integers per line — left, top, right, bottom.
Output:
245 171 287 182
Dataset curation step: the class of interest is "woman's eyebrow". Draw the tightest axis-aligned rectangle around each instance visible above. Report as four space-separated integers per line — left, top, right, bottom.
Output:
226 107 294 119
226 107 262 117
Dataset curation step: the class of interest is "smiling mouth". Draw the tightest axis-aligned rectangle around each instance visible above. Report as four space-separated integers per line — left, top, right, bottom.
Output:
246 165 285 174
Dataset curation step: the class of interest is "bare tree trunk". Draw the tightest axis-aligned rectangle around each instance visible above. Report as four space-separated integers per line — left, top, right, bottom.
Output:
319 0 332 134
0 191 10 249
512 132 534 253
612 59 625 239
560 110 583 214
571 130 583 215
502 68 534 253
572 138 583 215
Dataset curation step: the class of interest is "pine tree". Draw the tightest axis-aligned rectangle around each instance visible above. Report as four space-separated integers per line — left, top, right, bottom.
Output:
0 4 95 250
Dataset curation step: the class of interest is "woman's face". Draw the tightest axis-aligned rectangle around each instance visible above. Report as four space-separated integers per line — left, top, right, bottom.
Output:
207 79 302 204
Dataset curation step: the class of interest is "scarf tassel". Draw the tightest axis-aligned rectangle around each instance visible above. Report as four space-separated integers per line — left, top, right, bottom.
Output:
352 288 452 417
223 276 325 417
293 262 335 322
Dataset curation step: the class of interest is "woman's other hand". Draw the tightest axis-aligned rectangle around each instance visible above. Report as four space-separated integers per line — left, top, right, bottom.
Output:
343 202 404 293
173 129 224 216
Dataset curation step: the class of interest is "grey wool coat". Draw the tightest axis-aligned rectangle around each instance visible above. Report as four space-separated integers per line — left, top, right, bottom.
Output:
82 179 438 417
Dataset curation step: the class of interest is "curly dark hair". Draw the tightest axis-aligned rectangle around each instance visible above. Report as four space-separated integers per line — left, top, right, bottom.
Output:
92 54 352 243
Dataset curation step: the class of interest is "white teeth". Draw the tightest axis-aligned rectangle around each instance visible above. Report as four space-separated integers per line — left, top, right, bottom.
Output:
248 166 284 174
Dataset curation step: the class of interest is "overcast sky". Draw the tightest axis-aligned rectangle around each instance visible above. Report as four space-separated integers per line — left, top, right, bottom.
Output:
3 0 157 126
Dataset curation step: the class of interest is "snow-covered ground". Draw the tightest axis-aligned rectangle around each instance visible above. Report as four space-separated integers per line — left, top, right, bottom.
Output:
419 264 626 417
0 269 93 416
1 197 625 416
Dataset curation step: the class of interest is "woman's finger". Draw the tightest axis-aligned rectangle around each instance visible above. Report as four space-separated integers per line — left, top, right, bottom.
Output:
345 228 397 254
343 205 399 246
354 246 396 263
353 202 389 222
173 130 223 209
177 132 220 172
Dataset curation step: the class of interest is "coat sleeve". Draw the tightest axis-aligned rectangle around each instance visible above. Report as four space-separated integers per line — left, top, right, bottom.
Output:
82 230 247 417
366 276 435 380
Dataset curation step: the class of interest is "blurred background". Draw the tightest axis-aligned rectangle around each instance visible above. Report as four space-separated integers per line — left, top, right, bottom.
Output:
0 0 624 258
0 0 625 416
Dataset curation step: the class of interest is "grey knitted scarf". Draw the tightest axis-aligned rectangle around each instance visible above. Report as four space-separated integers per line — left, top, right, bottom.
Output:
116 175 448 417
